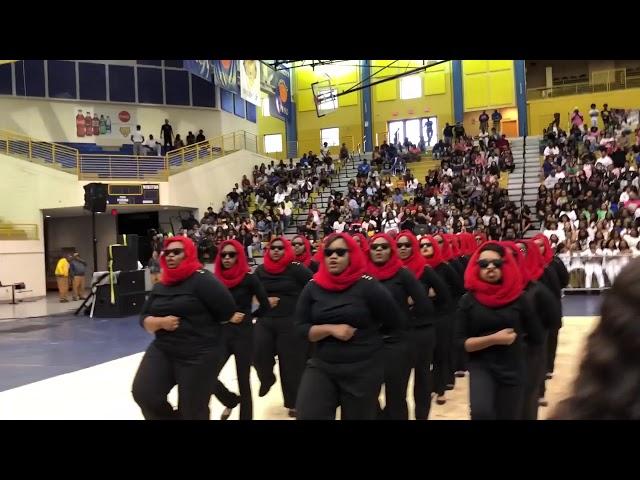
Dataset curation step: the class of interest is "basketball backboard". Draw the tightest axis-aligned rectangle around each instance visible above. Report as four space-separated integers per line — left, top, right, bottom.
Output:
311 74 338 118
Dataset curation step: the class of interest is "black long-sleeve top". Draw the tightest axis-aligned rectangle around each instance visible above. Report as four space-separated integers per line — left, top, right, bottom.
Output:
435 262 465 302
227 273 271 329
460 255 470 271
524 280 562 334
552 257 569 289
456 293 544 385
541 265 562 299
449 258 466 278
309 260 319 273
255 262 313 317
378 267 433 338
417 265 452 325
140 269 236 353
295 275 402 364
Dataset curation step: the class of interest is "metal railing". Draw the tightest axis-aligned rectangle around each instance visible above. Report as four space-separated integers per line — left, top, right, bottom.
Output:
527 68 630 100
0 223 39 240
1 129 260 181
166 131 258 171
78 154 168 181
0 130 79 172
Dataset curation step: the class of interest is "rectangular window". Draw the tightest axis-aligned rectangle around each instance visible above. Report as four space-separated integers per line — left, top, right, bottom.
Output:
321 127 340 147
264 134 283 153
47 60 77 99
79 62 107 101
399 75 422 99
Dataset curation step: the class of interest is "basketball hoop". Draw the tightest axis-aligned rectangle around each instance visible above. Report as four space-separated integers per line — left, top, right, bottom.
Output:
311 73 338 118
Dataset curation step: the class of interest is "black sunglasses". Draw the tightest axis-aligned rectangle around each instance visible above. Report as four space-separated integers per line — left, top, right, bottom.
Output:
324 248 349 257
291 242 304 247
371 243 390 251
270 245 284 251
396 242 412 249
163 248 184 257
477 259 504 269
420 242 432 248
221 251 237 259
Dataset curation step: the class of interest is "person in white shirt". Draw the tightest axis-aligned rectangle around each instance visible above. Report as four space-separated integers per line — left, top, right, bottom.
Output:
273 188 286 205
332 217 346 233
581 241 605 289
320 142 330 159
620 187 631 204
589 104 600 128
479 130 489 149
145 134 161 156
131 125 145 156
623 228 640 249
544 171 558 189
481 208 500 226
543 144 560 157
595 153 612 169
382 212 399 234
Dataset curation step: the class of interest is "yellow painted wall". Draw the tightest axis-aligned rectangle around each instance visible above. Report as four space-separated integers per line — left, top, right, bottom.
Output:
462 60 515 112
527 87 640 135
294 61 362 156
257 105 287 159
371 61 454 145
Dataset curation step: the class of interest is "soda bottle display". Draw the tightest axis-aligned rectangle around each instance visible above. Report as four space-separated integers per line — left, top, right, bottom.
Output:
99 115 106 135
76 109 85 137
106 116 112 134
85 112 93 137
93 113 100 136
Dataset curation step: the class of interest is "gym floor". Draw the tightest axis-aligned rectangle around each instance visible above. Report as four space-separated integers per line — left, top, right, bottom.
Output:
0 295 601 420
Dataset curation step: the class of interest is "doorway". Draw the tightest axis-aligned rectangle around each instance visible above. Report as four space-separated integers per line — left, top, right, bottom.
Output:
388 116 438 148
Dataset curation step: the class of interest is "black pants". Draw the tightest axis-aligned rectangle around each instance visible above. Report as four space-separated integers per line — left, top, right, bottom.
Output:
433 316 452 396
409 326 436 420
163 137 173 149
468 363 524 420
296 355 384 420
253 315 308 409
132 342 222 420
522 339 546 420
378 338 411 420
211 325 254 420
546 326 560 374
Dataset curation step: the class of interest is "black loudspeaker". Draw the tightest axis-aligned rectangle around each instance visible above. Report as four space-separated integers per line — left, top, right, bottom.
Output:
117 234 139 256
93 271 147 318
83 183 108 213
109 245 137 272
117 270 145 293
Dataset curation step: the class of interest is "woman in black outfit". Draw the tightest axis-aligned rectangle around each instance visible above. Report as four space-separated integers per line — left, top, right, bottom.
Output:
532 234 568 400
212 240 271 420
419 234 462 405
509 240 561 420
457 242 544 420
132 237 236 420
443 233 466 277
254 236 313 417
291 235 318 273
368 232 433 420
295 233 402 420
396 230 447 420
434 232 467 379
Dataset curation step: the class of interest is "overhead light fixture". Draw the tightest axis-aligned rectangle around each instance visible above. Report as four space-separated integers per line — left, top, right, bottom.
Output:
45 215 51 218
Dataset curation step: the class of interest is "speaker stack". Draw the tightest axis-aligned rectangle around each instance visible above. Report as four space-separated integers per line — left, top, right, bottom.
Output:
83 183 108 213
94 234 147 318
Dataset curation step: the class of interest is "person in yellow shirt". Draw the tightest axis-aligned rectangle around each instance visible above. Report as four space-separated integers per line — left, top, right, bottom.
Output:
54 253 72 302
